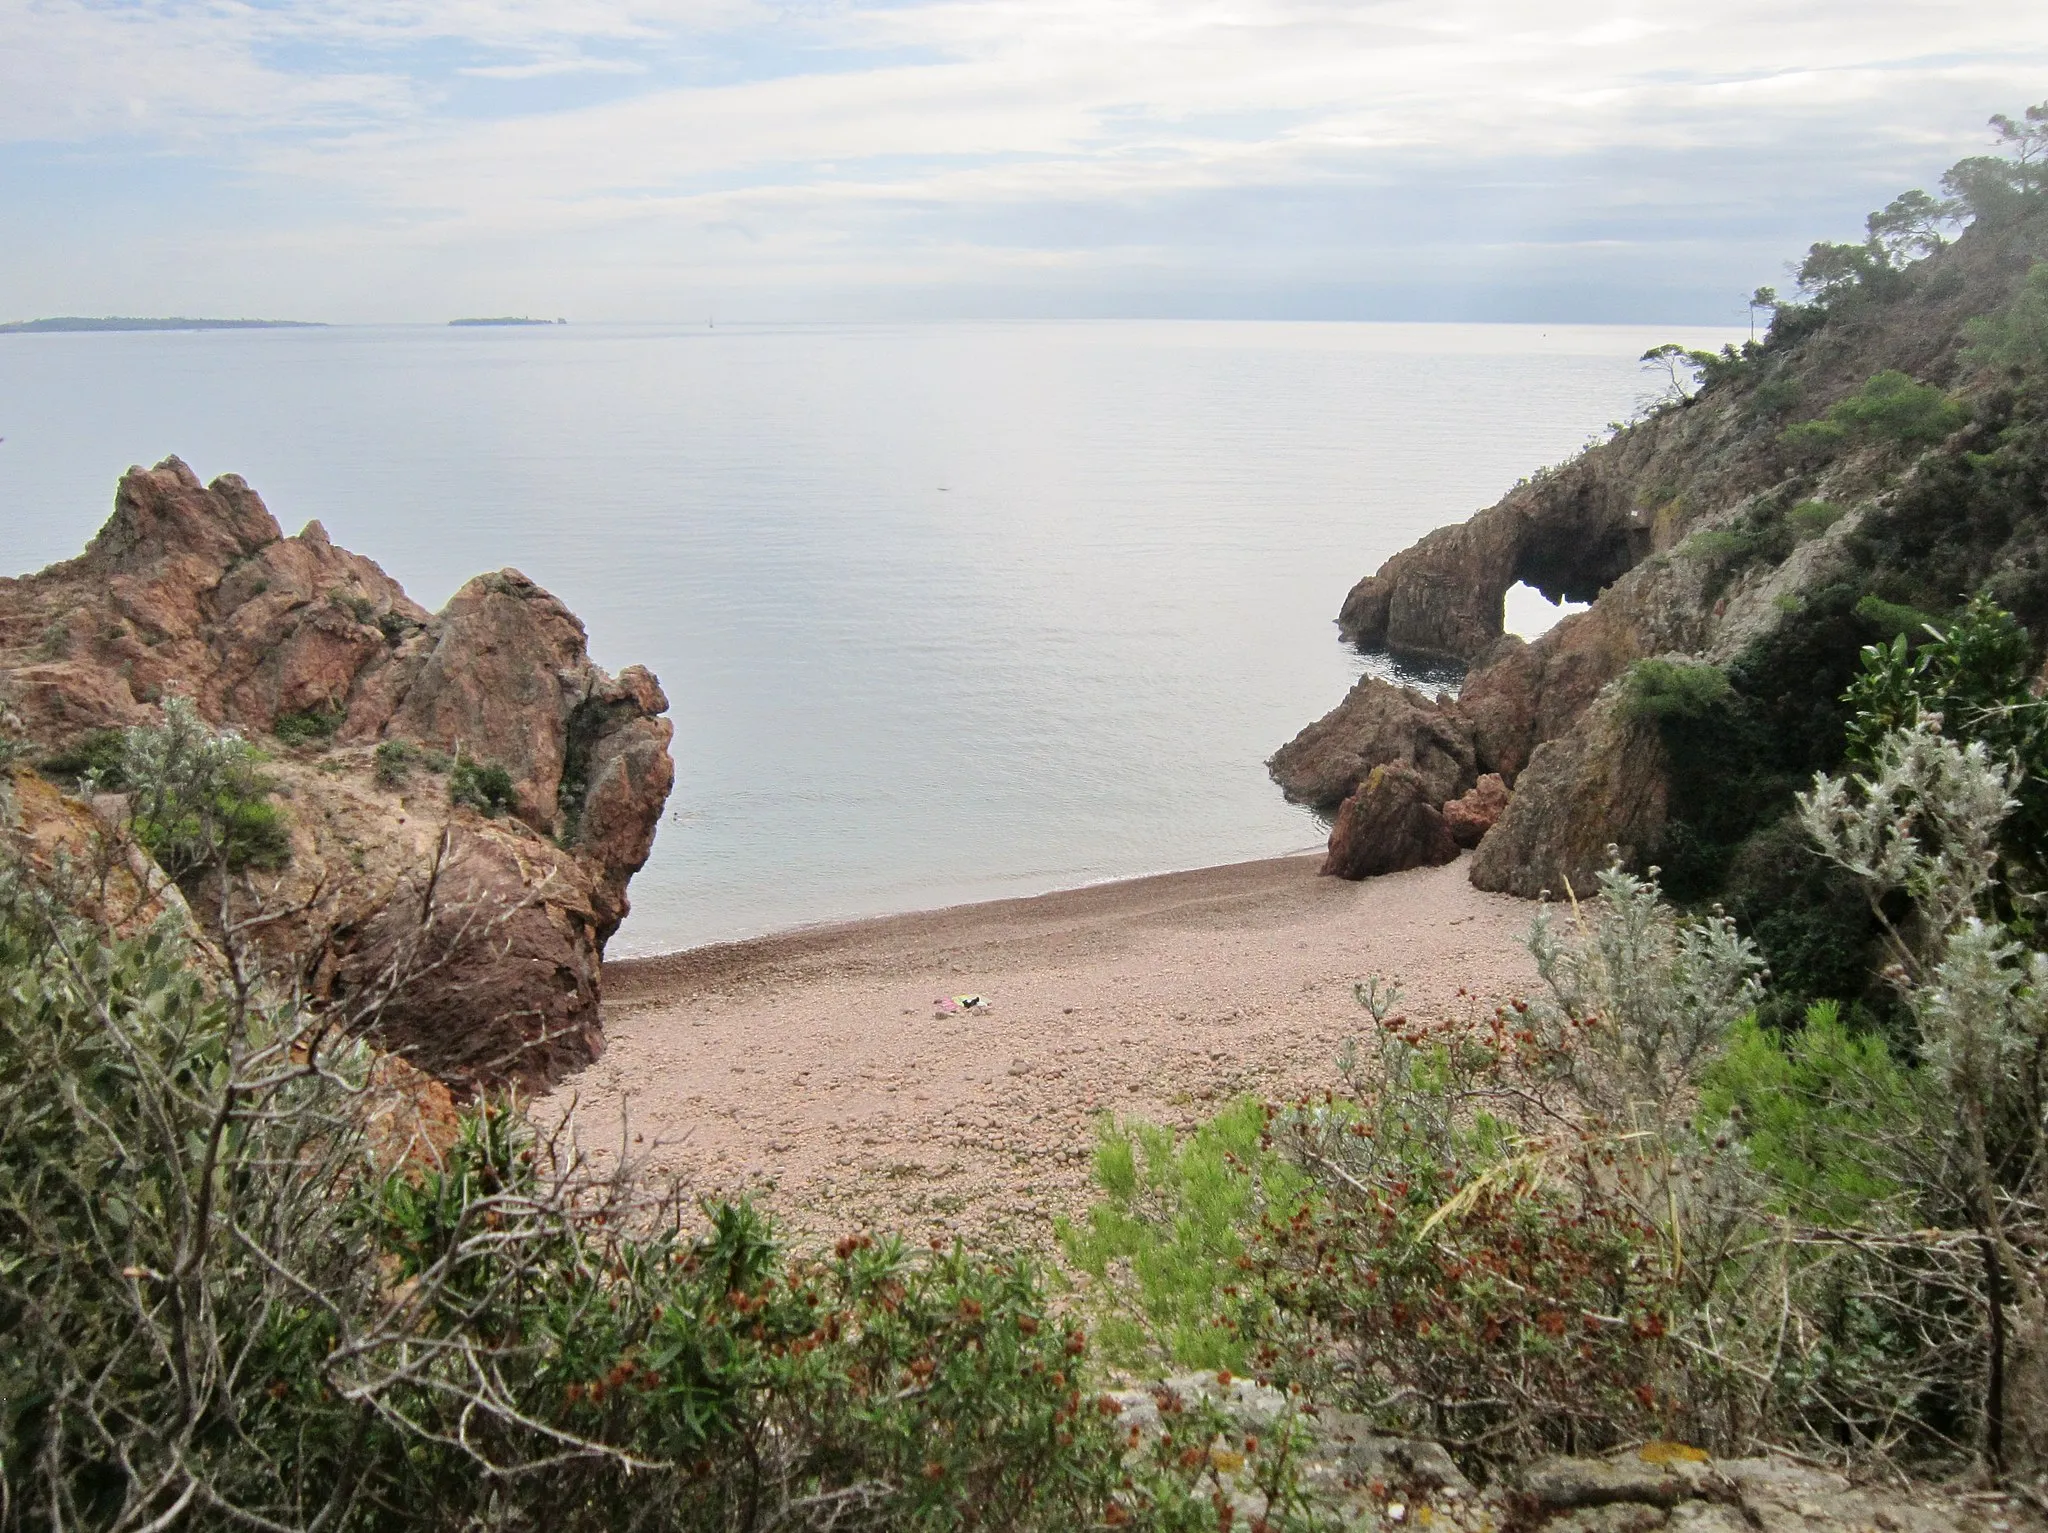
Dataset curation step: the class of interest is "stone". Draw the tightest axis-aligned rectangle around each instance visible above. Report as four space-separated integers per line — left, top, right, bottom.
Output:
1321 762 1460 880
1547 1506 1670 1532
1269 673 1476 810
1661 1507 1747 1533
1468 685 1668 900
391 569 594 834
0 458 675 1092
1441 772 1511 848
1518 1454 1706 1509
305 820 607 1094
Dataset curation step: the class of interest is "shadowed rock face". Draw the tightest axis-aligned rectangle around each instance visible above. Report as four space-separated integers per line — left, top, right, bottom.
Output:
1467 688 1668 900
1319 763 1460 880
0 457 675 1091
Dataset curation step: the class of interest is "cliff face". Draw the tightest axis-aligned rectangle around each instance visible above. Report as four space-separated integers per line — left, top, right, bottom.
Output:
0 458 675 1090
1278 203 2048 898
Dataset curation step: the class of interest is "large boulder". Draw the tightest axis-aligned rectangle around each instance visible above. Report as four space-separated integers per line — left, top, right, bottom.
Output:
1321 762 1460 880
0 458 676 1090
1269 675 1475 810
1467 686 1668 899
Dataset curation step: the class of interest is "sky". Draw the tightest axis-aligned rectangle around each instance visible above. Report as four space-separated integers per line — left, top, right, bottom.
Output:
2 1 2045 323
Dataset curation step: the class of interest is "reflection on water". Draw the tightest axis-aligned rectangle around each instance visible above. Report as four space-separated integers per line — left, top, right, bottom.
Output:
1352 648 1468 698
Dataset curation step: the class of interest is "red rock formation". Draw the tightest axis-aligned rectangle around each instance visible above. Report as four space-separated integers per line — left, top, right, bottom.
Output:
0 458 675 1091
1268 675 1476 811
1441 773 1510 849
1320 763 1460 880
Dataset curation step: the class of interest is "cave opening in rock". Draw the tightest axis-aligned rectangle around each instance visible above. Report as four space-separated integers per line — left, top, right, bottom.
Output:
1503 581 1588 641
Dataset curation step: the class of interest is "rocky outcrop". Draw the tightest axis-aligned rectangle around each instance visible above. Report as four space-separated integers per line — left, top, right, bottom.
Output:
1321 763 1461 879
0 457 675 1091
1269 675 1475 810
1336 458 1655 665
1468 686 1668 899
1442 772 1510 849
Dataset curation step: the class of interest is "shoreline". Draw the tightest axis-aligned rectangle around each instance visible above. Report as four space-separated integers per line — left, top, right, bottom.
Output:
548 853 1541 1245
604 851 1336 1001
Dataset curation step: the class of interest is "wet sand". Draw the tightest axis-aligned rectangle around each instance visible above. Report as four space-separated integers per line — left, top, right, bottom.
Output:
534 852 1538 1246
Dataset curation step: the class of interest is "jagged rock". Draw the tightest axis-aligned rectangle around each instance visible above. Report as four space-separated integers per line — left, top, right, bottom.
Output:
1322 762 1460 880
1269 674 1475 810
1468 686 1667 899
1290 208 2048 901
0 458 675 1091
1442 772 1511 848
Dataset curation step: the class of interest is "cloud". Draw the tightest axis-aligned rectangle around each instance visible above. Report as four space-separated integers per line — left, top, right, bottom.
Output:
1 0 2044 318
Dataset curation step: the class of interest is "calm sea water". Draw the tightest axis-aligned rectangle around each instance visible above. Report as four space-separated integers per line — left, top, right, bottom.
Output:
0 320 1737 953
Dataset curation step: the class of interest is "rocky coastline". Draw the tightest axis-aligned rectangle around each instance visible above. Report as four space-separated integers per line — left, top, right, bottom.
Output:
0 456 674 1091
1274 200 2048 905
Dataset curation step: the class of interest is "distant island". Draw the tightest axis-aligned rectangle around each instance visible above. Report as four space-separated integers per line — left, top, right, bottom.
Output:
449 316 565 327
0 316 324 334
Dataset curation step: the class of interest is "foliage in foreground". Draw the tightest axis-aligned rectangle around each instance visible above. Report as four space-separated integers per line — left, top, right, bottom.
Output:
2 724 1349 1533
1072 704 2048 1477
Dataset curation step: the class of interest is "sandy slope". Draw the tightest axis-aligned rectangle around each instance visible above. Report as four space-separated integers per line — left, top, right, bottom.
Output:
533 853 1539 1246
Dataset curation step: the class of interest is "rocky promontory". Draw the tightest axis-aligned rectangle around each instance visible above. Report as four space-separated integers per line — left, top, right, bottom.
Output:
0 457 673 1091
1277 195 2048 907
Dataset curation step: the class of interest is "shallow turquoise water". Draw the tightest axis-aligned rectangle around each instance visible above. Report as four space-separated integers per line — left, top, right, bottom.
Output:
0 319 1735 951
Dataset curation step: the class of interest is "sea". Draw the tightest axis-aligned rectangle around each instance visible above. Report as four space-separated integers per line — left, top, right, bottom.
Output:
0 320 1740 955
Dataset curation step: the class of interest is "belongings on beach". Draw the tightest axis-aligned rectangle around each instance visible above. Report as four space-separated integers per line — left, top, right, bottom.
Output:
931 994 989 1017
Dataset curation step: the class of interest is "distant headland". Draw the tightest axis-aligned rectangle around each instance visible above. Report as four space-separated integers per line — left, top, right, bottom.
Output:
449 316 565 327
0 316 324 334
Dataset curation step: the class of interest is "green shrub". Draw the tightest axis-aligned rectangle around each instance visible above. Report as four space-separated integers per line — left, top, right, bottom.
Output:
449 758 516 817
1677 502 1808 599
0 869 1144 1532
1747 376 1804 420
1782 370 1968 457
372 738 419 787
1964 261 2048 377
121 698 290 880
273 704 344 746
1785 499 1845 542
1620 657 1734 725
1060 1098 1309 1371
36 727 128 788
1700 1002 1919 1223
1851 593 1940 640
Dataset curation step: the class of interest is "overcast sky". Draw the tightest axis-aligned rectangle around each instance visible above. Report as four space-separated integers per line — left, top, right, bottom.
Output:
3 1 2044 323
